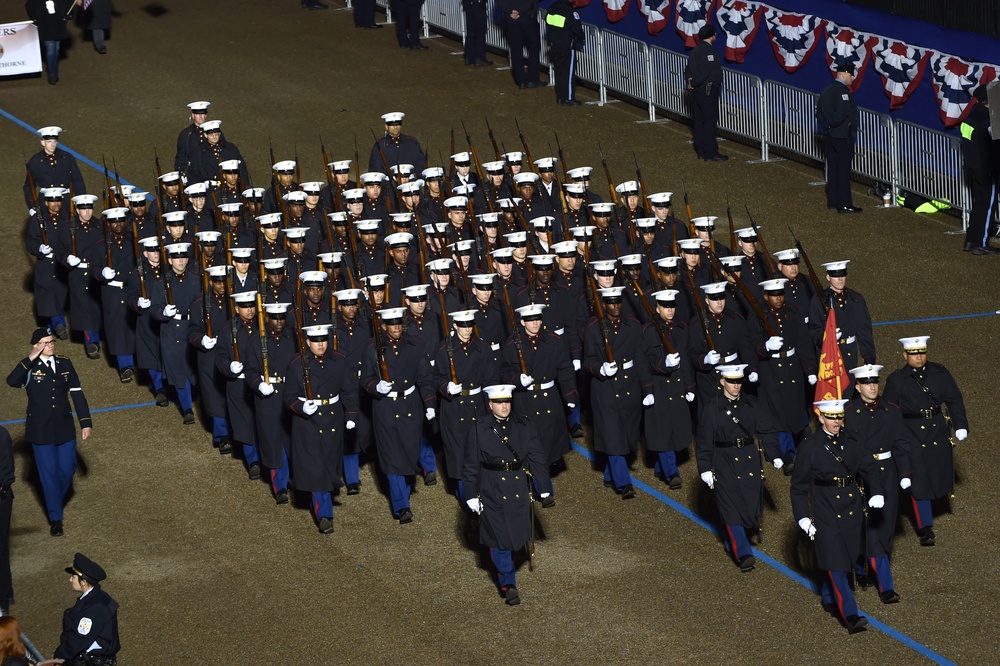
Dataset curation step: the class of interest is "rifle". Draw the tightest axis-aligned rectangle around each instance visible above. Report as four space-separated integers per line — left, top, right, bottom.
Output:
69 183 78 257
462 120 491 211
631 279 677 354
131 215 147 300
634 153 655 268
554 133 572 240
682 179 695 236
746 205 777 278
201 252 213 338
436 289 459 384
256 291 270 383
353 135 361 189
710 250 777 338
584 233 616 364
688 276 716 351
329 282 339 352
102 155 118 206
727 194 737 253
787 225 828 313
103 195 113 269
25 165 48 247
154 149 169 226
499 279 530 376
515 118 535 170
370 128 396 213
366 284 391 382
294 143 302 185
486 117 502 160
598 142 618 208
294 288 312 399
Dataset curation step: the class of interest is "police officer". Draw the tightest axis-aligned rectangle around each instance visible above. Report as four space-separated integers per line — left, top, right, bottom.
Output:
498 0 543 89
462 384 550 606
881 336 968 547
54 553 120 663
817 62 860 213
462 0 491 66
6 327 92 537
685 26 726 161
960 84 1000 254
545 0 585 106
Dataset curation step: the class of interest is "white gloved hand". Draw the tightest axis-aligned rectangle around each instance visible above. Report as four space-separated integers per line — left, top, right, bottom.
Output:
28 208 36 217
539 493 550 499
137 297 152 309
955 428 968 441
642 394 655 407
376 380 393 395
685 392 695 403
257 382 275 396
700 471 715 489
102 266 116 280
66 254 81 267
573 359 582 371
808 374 817 385
868 494 885 509
520 373 534 388
466 498 483 514
346 420 356 429
600 362 618 377
301 399 319 415
900 478 911 490
566 403 575 410
665 353 681 368
163 304 178 318
39 244 53 257
425 408 436 421
765 336 784 351
798 517 817 538
447 381 463 395
202 336 217 349
703 350 721 365
773 458 784 469
835 327 843 341
748 371 759 383
230 361 243 375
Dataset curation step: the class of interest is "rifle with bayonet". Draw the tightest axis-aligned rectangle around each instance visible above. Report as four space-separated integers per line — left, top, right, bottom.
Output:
102 155 119 207
69 183 78 258
256 291 270 383
25 164 48 247
554 133 572 241
710 249 777 338
727 194 737 254
515 118 535 170
500 279 530 376
631 278 677 354
746 205 777 278
584 231 616 365
103 192 114 270
787 225 827 313
486 117 502 160
682 179 695 237
688 274 716 351
200 252 213 338
294 288 311 399
366 283 391 383
370 128 396 213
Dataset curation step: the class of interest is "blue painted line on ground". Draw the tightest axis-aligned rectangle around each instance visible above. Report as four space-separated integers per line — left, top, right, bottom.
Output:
874 311 1000 327
0 401 157 427
570 441 955 665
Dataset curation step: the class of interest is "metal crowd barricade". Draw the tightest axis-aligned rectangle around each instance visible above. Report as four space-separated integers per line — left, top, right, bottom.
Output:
763 81 823 164
485 1 508 51
719 69 766 160
574 23 605 102
895 119 969 227
648 45 690 121
599 31 654 120
851 108 896 198
424 0 465 42
374 0 392 24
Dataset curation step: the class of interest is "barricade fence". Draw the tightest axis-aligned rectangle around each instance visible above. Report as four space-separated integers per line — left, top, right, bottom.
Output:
408 5 971 227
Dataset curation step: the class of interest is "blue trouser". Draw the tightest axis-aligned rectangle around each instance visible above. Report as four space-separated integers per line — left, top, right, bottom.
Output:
83 330 100 345
567 403 581 428
32 440 77 522
778 431 796 460
419 436 436 475
212 417 230 442
912 497 933 529
50 314 66 329
175 380 193 413
490 548 516 589
43 40 60 78
724 524 752 560
858 555 894 593
531 474 554 496
455 479 466 504
149 368 164 392
343 453 360 485
270 450 290 494
821 570 859 621
243 444 259 468
311 491 333 520
654 451 679 480
116 354 134 371
387 474 411 515
604 455 631 491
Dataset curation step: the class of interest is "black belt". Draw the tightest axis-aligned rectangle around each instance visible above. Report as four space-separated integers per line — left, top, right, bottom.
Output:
482 461 522 472
902 404 941 419
715 437 753 448
813 477 855 487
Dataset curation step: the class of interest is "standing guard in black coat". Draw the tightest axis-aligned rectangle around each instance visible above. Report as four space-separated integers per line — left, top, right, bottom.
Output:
462 384 550 606
497 0 542 89
684 25 726 161
817 63 860 213
545 0 585 106
462 0 491 65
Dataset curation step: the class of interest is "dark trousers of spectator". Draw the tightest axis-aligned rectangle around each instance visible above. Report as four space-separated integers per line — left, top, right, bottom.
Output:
964 173 997 247
464 5 487 64
355 0 376 27
43 40 60 79
825 136 855 208
692 84 721 159
0 487 11 609
551 46 574 102
394 0 423 47
504 15 540 86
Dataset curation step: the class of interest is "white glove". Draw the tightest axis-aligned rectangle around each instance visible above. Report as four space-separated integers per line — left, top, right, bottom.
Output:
900 478 911 490
664 353 681 368
700 471 715 489
346 420 356 429
642 394 655 407
703 350 721 365
230 361 244 375
137 297 152 309
773 457 784 469
66 254 81 267
257 382 275 396
466 498 482 514
600 362 618 377
301 399 319 415
566 403 575 409
748 371 759 383
39 244 53 257
798 517 817 538
28 208 36 217
868 495 885 509
835 327 843 341
573 359 581 371
520 373 534 388
808 374 817 385
201 336 217 349
425 408 436 421
765 336 783 351
539 493 550 499
685 392 695 403
376 380 393 395
101 266 116 280
163 304 178 318
955 428 968 441
447 381 463 395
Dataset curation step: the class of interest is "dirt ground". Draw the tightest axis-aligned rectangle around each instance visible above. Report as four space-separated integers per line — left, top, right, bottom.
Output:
0 1 997 663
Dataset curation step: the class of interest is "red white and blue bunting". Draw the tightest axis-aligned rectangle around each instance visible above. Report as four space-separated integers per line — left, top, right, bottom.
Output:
824 23 875 93
638 0 671 35
603 0 631 23
929 52 987 127
676 0 717 48
870 38 929 110
716 0 764 64
764 6 824 73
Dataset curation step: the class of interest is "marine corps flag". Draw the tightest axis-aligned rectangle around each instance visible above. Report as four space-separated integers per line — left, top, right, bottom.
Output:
814 306 849 411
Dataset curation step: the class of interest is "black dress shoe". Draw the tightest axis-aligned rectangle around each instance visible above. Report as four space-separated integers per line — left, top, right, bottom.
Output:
504 585 521 605
855 572 873 588
54 323 68 340
365 24 383 29
85 342 100 359
971 245 1000 255
621 485 636 500
918 526 936 546
603 479 613 488
318 517 334 534
706 154 729 162
559 99 582 107
218 437 233 455
183 410 195 425
398 508 413 524
48 75 58 85
465 59 475 65
50 521 64 537
963 242 975 252
424 471 437 486
475 58 494 66
119 367 134 383
569 424 584 438
668 475 683 490
541 495 555 508
275 488 289 505
346 483 360 496
738 554 756 572
155 391 169 407
783 460 795 476
846 615 868 634
302 0 329 8
523 80 546 89
411 44 429 51
248 463 262 481
837 206 863 214
879 589 901 604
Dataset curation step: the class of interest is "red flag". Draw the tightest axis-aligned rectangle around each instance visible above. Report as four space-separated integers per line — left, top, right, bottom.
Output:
814 306 849 411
